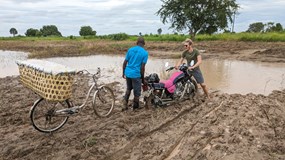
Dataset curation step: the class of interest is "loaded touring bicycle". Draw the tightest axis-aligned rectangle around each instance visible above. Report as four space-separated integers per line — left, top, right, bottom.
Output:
16 59 115 133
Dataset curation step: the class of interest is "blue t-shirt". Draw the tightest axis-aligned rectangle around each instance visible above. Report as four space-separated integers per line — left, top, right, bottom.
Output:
124 45 148 78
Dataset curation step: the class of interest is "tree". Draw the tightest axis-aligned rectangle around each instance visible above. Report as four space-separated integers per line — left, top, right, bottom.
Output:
247 22 284 33
274 23 283 32
246 22 264 32
265 22 283 32
40 25 62 37
265 22 275 32
79 26 96 36
25 28 42 37
157 28 162 35
9 28 18 37
157 0 239 39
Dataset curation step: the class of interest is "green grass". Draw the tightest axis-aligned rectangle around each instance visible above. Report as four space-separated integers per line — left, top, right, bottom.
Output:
130 34 189 42
195 32 285 42
84 136 97 147
1 32 285 42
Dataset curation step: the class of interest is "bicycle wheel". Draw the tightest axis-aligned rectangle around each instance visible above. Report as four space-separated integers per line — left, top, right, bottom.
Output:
92 85 115 117
30 98 71 133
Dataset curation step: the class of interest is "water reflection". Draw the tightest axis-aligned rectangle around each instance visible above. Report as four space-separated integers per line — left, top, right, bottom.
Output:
202 59 285 95
1 50 284 95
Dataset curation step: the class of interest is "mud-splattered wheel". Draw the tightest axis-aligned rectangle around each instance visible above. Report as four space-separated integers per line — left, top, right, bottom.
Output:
30 98 71 133
92 85 115 117
190 77 198 97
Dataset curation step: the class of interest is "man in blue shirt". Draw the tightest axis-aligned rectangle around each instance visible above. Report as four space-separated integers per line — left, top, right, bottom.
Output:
122 37 148 110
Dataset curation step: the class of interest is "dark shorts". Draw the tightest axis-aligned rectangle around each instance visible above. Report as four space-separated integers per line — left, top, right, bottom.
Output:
192 69 204 84
126 77 142 97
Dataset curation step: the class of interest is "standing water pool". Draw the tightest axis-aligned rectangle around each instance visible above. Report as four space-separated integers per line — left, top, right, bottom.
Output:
1 50 284 95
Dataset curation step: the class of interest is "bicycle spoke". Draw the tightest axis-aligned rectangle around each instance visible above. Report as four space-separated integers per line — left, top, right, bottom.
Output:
93 86 115 117
30 98 70 133
98 88 108 103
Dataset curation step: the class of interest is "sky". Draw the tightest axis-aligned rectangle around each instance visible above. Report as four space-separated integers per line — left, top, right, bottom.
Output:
0 0 285 37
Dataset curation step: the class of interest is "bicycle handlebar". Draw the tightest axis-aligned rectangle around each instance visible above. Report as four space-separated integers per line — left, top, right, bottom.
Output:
76 69 90 75
93 67 101 79
166 66 175 72
76 68 101 80
76 68 100 74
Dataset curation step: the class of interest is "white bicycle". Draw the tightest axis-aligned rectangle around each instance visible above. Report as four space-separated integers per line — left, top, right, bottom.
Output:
29 68 115 133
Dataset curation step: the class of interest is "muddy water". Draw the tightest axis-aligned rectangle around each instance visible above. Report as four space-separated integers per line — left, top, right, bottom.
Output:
1 51 285 95
201 60 285 95
0 51 28 77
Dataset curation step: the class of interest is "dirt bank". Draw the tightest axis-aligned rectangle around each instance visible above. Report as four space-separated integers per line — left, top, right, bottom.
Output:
0 40 285 62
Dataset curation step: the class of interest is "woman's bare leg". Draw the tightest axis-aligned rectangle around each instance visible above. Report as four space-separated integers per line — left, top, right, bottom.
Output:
200 83 210 99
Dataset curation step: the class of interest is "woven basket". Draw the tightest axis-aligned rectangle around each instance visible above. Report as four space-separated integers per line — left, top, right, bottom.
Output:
16 60 76 101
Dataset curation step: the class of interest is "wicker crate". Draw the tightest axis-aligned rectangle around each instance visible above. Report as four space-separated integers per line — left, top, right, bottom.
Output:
16 60 76 101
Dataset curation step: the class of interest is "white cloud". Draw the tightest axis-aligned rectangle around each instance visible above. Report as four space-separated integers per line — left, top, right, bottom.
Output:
234 0 285 32
0 0 171 36
0 0 284 36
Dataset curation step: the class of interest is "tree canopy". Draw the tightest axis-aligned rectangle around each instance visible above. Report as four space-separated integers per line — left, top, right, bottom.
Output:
9 28 18 37
265 22 283 32
247 22 264 33
79 26 96 36
247 22 283 33
40 25 62 37
157 28 162 35
157 0 239 39
25 28 42 37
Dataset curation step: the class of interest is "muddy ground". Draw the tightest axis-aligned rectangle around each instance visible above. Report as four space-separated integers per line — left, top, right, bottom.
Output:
0 41 285 160
0 40 285 62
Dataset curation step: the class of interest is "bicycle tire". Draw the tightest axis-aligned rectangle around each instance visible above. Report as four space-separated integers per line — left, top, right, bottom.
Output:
29 98 71 133
92 85 115 117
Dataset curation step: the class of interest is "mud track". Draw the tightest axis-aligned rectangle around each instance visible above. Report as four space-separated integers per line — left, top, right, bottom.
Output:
0 73 284 160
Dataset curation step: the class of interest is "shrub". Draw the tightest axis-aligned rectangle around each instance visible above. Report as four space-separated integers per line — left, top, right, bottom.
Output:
108 33 129 40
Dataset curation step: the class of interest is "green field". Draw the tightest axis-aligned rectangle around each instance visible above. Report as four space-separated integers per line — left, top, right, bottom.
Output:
1 32 285 42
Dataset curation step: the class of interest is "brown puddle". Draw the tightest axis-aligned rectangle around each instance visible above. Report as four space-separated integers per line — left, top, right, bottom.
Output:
1 51 285 95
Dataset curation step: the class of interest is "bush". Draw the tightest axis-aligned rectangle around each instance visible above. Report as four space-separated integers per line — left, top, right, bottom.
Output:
69 35 76 39
79 26 96 36
109 33 129 40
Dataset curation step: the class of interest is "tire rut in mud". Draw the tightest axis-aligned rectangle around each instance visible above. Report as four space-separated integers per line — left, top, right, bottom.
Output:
1 75 285 160
106 97 224 160
102 91 285 160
